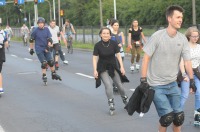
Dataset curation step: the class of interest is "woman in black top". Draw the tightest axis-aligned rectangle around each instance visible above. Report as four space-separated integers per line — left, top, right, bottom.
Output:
93 27 129 115
128 19 146 71
0 29 6 94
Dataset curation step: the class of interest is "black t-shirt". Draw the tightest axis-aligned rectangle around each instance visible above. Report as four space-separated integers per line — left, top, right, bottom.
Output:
93 39 119 64
129 27 142 41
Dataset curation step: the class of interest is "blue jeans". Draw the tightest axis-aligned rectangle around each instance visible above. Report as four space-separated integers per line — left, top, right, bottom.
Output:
181 75 200 110
152 82 182 117
36 51 53 63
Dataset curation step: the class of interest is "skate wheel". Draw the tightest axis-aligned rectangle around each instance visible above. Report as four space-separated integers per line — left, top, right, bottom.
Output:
109 110 114 116
44 82 47 86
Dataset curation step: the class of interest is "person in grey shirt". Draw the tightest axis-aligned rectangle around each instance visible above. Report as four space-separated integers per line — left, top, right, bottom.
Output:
140 5 196 132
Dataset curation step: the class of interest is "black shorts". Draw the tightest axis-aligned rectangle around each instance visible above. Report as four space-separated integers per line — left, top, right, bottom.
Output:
0 62 3 73
53 43 60 52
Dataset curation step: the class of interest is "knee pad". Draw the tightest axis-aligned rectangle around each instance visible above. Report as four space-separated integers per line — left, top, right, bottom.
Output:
159 112 174 127
47 60 54 67
173 111 184 126
41 61 47 69
55 51 59 56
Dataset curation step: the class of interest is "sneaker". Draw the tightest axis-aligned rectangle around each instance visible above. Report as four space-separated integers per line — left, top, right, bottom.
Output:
130 65 135 71
0 89 4 94
63 60 68 64
136 64 140 70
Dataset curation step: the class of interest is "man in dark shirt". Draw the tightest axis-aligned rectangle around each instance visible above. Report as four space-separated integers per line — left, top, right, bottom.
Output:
29 17 61 84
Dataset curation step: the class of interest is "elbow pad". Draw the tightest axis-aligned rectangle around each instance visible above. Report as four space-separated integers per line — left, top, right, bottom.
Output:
47 38 53 44
29 37 34 43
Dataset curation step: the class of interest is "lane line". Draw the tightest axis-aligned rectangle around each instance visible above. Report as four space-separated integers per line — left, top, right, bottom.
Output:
76 73 94 79
0 125 5 132
10 54 17 57
18 71 37 75
24 58 33 61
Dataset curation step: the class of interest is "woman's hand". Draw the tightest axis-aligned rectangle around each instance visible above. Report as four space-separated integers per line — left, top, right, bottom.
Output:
120 67 125 76
118 43 122 47
183 76 189 82
128 44 132 49
94 70 98 79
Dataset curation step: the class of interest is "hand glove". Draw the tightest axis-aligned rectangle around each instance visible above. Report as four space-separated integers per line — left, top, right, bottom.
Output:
190 79 197 92
139 77 150 92
29 49 35 55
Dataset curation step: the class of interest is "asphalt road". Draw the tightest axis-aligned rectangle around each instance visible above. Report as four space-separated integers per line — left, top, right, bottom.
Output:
0 42 199 132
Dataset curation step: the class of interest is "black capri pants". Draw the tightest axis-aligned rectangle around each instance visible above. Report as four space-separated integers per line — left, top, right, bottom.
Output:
0 62 3 73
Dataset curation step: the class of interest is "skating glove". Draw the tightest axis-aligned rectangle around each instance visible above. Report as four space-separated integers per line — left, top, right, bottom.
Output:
29 49 35 55
139 77 150 92
190 79 197 92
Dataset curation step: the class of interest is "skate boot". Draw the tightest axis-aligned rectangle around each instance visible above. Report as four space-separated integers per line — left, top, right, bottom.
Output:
108 98 115 115
113 83 118 94
55 62 59 70
122 96 128 106
52 72 62 81
42 74 47 85
0 88 4 95
63 60 69 65
135 63 140 71
194 108 200 127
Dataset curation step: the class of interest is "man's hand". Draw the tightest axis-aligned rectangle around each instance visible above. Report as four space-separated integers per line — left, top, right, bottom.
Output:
139 77 149 92
29 49 34 55
190 79 197 93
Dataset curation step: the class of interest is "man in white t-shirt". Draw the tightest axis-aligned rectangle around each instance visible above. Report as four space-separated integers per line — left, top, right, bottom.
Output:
48 20 68 70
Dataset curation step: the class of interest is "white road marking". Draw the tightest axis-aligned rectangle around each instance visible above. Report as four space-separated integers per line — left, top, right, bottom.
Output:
130 89 135 92
18 71 37 75
0 125 5 132
10 54 17 57
24 58 33 61
76 73 94 79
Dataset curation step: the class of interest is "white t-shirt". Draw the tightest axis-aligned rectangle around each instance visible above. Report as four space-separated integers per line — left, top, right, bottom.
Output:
143 29 190 86
190 44 200 68
48 25 59 44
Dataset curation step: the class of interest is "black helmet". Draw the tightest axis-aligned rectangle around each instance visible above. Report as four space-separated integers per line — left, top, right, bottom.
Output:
37 17 45 24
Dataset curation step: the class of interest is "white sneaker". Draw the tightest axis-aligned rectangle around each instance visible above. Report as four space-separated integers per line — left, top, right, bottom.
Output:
130 65 135 71
136 64 140 70
63 60 68 64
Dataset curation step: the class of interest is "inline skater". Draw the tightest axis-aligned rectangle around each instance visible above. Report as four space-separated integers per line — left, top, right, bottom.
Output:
110 20 125 93
140 5 196 132
4 25 13 49
29 17 61 85
128 19 146 71
93 27 129 115
48 20 68 70
179 27 200 126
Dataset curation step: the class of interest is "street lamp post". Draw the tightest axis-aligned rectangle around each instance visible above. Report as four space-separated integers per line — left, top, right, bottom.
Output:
58 0 61 27
45 0 52 21
192 0 196 26
53 0 56 20
114 0 116 19
99 0 103 27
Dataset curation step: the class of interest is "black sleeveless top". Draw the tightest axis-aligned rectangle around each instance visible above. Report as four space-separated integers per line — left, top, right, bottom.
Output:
129 27 142 41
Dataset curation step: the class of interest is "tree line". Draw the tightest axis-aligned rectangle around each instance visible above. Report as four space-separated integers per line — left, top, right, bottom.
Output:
0 0 199 27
